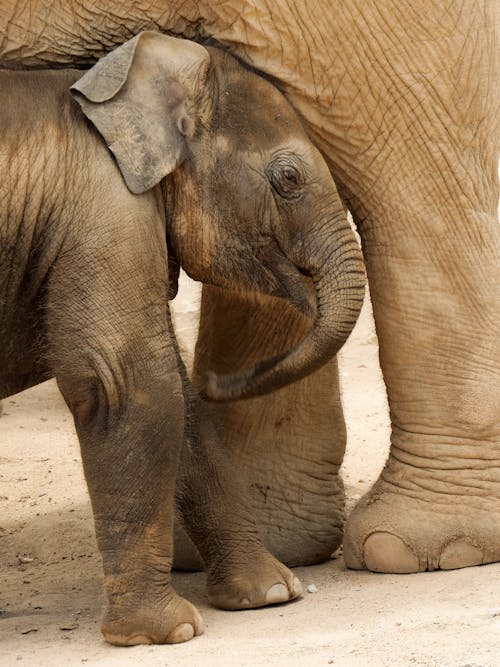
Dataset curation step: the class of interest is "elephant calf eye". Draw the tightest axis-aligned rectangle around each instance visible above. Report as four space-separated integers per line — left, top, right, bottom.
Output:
283 167 299 184
267 158 305 200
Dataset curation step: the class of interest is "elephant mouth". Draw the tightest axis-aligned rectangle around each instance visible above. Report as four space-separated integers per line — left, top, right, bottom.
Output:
170 231 315 318
254 242 317 319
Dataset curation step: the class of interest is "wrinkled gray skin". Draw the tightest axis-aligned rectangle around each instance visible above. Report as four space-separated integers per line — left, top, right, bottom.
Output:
1 1 499 578
0 33 365 644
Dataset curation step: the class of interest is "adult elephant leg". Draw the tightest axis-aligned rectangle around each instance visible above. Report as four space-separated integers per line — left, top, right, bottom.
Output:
335 2 500 573
342 128 500 573
190 286 347 567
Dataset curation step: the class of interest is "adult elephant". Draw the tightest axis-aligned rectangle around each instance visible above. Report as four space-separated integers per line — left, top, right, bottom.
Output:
2 1 498 573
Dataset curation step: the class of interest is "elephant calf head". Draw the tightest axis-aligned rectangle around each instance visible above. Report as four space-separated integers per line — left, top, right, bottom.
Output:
71 31 366 400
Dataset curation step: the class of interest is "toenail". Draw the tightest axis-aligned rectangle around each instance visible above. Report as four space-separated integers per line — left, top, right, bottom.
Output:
291 576 303 597
166 623 195 644
364 532 419 573
265 583 288 604
439 540 483 570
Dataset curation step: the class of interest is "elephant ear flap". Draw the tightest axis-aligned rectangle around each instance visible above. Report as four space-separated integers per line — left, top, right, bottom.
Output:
71 31 210 194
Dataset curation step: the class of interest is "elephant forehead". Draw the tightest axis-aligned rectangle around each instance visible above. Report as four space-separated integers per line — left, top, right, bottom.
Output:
220 107 305 148
212 134 232 156
214 84 306 144
211 132 317 168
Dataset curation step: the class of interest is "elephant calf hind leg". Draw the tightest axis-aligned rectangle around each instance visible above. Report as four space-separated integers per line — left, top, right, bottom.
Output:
176 398 303 610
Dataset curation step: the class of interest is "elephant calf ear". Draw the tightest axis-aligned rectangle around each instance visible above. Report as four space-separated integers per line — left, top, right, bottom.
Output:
70 31 210 194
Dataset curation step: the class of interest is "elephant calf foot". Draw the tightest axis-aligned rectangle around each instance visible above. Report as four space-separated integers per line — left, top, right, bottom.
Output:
174 524 302 609
206 547 302 610
101 591 204 646
343 450 500 573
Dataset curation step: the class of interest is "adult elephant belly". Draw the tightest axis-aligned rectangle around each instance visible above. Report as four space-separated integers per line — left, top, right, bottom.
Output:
1 0 499 573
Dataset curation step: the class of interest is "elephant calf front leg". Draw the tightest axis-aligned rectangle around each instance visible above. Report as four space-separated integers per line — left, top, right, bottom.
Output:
46 218 203 645
56 351 202 644
66 374 202 645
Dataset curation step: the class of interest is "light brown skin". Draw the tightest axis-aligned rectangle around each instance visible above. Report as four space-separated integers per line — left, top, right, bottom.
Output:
0 34 365 644
0 2 499 574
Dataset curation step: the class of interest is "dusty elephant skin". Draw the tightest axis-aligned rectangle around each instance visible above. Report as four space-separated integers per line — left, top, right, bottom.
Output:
1 4 499 574
0 33 365 644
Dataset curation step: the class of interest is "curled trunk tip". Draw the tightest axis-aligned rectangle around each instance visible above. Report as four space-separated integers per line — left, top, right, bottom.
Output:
201 263 366 401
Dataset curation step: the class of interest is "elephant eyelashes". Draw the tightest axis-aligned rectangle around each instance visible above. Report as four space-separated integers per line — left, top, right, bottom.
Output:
267 158 305 200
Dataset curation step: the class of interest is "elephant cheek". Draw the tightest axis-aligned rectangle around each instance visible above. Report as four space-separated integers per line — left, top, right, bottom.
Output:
168 204 218 283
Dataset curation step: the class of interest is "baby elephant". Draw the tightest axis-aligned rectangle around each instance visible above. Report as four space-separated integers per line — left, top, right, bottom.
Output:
0 33 365 644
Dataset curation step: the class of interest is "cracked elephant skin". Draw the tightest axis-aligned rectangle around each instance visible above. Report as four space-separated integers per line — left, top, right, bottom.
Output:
1 1 499 574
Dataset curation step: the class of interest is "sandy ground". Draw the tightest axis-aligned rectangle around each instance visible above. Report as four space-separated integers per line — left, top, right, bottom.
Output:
1 275 499 667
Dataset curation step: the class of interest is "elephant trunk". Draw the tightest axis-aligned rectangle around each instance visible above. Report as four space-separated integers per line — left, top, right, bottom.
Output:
202 215 366 401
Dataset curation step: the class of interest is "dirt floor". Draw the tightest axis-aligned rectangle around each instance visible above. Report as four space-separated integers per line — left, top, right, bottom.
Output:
1 275 499 667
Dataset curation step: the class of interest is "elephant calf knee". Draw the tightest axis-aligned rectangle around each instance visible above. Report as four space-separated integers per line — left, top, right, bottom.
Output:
59 365 183 431
56 369 121 432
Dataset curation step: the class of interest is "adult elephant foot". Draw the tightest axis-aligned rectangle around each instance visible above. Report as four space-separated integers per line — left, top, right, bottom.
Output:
343 449 500 573
101 591 204 646
341 111 499 573
191 286 348 567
